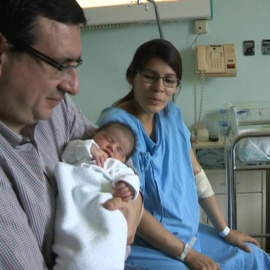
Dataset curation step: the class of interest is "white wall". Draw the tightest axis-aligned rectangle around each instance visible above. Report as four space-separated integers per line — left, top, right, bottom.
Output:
74 0 270 130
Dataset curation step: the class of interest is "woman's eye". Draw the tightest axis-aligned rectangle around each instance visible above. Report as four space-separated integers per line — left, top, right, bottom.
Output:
166 77 177 82
144 74 155 79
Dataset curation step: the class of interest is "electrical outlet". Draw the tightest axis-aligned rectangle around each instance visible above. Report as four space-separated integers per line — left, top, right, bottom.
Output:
195 20 208 34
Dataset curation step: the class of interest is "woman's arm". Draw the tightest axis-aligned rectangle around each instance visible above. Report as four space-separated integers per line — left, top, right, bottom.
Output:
199 195 259 252
190 150 260 252
137 210 185 256
137 210 220 269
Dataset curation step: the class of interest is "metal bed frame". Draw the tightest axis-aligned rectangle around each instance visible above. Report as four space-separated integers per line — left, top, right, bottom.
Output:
225 125 270 241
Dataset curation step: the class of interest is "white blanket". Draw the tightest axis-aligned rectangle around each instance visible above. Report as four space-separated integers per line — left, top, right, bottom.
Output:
53 161 130 270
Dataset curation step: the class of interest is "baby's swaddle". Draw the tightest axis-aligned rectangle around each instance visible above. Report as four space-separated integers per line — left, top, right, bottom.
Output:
53 162 128 270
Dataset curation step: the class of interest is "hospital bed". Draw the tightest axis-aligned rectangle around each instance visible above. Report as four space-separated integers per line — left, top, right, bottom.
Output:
225 102 270 242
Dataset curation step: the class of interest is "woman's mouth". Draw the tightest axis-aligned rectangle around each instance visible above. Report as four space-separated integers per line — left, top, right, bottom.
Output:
148 97 162 105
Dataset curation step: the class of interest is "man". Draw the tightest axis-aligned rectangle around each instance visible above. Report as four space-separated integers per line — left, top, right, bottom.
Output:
0 0 143 269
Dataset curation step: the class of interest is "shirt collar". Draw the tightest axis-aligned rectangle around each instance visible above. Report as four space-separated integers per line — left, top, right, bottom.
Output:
0 121 35 148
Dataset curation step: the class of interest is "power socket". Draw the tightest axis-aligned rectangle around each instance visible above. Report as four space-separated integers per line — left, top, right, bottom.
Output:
195 20 208 34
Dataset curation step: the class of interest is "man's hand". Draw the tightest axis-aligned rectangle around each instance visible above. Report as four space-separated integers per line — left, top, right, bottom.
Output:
103 194 144 245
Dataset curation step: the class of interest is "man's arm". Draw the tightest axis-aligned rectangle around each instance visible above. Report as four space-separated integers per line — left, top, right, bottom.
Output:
104 192 144 245
0 173 48 269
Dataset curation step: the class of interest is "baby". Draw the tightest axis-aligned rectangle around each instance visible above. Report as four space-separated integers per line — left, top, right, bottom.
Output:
62 121 139 201
53 122 139 270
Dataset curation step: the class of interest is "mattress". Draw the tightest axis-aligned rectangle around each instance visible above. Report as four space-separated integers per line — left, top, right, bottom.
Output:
228 102 270 164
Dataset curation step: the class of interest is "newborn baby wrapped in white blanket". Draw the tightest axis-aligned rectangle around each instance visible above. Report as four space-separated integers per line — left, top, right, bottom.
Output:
53 158 139 270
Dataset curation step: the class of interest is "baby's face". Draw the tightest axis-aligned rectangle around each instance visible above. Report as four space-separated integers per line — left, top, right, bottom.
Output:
93 127 133 163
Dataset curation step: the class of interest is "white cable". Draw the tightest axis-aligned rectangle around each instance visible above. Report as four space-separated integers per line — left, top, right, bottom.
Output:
193 73 198 133
193 72 205 134
197 72 205 129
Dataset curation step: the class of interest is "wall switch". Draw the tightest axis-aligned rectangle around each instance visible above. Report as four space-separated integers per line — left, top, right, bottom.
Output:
243 40 255 56
262 40 270 55
195 20 208 34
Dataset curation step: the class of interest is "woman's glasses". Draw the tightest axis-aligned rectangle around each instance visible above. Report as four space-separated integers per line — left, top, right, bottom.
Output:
138 70 180 88
8 41 83 79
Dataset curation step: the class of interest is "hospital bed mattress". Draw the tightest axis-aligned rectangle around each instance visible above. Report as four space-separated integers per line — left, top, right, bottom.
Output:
228 102 270 164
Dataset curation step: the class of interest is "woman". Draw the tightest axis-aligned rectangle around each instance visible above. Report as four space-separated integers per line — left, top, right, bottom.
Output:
97 39 270 269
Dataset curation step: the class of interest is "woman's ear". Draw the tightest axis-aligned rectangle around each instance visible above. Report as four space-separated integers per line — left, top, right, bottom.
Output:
127 74 134 86
0 33 5 75
0 33 4 60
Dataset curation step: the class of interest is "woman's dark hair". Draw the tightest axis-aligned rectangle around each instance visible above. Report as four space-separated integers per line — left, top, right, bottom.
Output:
0 0 86 46
114 39 182 106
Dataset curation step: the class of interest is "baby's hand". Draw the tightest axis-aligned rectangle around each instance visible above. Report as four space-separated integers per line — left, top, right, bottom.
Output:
90 144 108 167
114 181 135 202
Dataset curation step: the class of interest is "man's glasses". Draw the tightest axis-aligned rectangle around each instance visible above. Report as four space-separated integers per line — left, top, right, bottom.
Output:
138 70 180 88
9 41 83 78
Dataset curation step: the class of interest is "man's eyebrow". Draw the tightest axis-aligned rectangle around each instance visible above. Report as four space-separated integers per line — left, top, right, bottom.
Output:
59 56 82 63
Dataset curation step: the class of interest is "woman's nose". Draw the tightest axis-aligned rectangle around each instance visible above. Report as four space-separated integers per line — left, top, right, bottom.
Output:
57 69 80 95
154 78 165 92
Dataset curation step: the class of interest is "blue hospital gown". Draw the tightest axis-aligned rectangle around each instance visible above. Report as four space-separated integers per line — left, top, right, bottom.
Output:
97 102 270 270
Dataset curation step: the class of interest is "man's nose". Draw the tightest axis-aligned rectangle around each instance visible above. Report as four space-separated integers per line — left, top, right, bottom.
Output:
57 69 80 95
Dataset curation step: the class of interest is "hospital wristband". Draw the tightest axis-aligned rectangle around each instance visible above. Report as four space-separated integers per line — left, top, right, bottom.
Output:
219 226 230 237
176 237 197 262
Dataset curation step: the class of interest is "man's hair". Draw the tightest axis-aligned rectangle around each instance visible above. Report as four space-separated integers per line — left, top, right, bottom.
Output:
0 0 86 46
96 122 136 160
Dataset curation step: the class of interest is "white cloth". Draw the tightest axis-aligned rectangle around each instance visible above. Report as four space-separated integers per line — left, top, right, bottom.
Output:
53 140 140 270
61 139 140 200
236 137 270 163
195 169 214 199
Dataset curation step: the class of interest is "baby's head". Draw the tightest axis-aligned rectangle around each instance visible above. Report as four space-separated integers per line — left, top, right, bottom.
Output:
93 122 136 163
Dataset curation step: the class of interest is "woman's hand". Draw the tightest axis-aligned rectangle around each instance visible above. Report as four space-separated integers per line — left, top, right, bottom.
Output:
103 194 143 245
225 230 260 252
185 249 222 270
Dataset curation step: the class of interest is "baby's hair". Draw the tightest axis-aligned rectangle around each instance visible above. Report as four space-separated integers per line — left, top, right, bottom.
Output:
96 122 136 160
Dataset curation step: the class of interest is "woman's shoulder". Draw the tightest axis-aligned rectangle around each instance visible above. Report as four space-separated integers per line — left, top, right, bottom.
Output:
162 101 183 119
168 101 182 112
97 106 138 127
